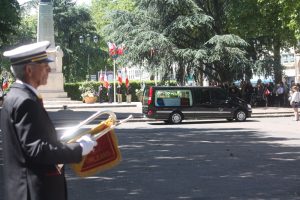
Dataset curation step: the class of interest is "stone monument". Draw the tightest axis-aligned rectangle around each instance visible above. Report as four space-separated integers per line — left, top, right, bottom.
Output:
37 0 69 100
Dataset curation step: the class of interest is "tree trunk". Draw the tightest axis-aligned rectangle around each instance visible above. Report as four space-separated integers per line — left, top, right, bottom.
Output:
273 39 282 84
176 61 186 86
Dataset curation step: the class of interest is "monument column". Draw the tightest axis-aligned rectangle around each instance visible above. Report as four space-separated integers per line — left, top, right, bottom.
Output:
37 0 69 100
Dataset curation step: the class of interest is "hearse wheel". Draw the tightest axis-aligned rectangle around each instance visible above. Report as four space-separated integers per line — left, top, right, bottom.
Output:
235 110 247 122
169 111 183 124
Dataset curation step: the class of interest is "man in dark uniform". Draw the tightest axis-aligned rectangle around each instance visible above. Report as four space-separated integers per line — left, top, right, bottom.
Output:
98 84 104 103
126 82 132 103
1 41 97 200
107 84 113 103
116 83 122 103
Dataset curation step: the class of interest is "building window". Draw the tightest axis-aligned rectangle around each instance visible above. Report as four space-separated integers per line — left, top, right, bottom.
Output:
281 54 288 63
289 54 295 62
281 53 295 64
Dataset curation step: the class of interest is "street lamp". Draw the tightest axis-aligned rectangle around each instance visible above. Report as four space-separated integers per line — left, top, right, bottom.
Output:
79 34 99 80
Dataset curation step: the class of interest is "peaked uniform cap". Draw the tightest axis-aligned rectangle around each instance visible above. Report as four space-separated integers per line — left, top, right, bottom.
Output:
3 41 54 65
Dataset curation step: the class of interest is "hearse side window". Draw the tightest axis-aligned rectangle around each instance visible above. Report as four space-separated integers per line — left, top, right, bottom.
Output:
211 89 226 101
200 89 210 104
193 88 211 105
155 89 192 107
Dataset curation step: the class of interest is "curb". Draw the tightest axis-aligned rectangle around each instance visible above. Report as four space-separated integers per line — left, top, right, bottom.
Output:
44 103 138 110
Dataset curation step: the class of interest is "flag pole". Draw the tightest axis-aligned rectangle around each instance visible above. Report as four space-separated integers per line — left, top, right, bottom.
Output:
113 59 116 103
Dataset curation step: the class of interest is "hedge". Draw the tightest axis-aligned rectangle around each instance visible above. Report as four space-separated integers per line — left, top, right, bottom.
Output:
64 80 177 102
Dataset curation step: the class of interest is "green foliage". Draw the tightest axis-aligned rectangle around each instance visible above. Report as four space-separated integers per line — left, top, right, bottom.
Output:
204 34 250 81
64 82 82 100
0 1 34 72
91 0 136 35
79 81 98 98
103 0 250 84
64 80 176 101
226 0 300 82
53 0 110 82
0 0 21 45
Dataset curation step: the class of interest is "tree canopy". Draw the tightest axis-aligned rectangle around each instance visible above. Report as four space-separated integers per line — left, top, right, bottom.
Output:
0 0 21 45
103 0 250 84
1 0 300 84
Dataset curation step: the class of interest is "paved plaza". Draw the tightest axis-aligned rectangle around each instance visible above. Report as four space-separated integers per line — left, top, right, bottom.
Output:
1 103 300 200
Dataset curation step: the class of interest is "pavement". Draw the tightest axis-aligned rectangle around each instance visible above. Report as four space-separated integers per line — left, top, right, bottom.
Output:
43 101 296 121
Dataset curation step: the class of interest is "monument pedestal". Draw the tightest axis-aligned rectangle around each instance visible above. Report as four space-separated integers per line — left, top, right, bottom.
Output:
37 1 69 101
38 73 70 100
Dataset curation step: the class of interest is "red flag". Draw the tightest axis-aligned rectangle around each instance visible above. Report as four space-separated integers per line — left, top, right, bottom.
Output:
117 46 124 55
2 78 9 91
107 42 117 56
104 71 109 88
117 69 122 85
125 68 129 88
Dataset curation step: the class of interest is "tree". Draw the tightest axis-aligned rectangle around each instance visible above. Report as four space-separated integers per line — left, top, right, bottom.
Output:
103 0 250 84
0 0 21 45
0 0 33 74
91 0 136 35
52 0 109 82
91 0 136 74
195 0 252 82
227 0 300 83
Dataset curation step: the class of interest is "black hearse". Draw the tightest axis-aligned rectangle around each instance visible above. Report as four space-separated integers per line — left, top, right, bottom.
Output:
142 86 252 124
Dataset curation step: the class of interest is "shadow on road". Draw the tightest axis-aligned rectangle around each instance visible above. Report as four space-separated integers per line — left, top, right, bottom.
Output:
64 126 300 200
1 110 299 199
148 119 260 126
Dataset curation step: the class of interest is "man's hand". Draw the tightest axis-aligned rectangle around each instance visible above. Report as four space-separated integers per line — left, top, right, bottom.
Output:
76 134 97 156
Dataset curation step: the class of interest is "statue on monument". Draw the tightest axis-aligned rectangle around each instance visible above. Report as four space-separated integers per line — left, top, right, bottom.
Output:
55 46 64 73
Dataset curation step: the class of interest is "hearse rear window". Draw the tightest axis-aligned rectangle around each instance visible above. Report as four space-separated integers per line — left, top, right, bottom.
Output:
155 90 192 107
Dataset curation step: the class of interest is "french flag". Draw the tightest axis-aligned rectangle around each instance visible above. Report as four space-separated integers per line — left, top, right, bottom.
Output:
125 68 129 88
2 78 9 91
99 70 104 82
107 42 117 57
117 69 122 85
103 71 109 88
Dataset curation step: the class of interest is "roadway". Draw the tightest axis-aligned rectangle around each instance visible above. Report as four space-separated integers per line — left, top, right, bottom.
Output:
1 104 300 199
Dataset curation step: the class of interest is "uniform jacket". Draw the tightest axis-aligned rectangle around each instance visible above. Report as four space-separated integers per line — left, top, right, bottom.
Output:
126 85 132 95
1 83 82 200
116 85 122 94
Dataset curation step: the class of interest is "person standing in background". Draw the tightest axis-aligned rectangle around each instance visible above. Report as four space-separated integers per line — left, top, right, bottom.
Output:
290 85 300 121
117 83 122 103
98 83 104 103
126 82 132 103
275 82 285 107
1 41 97 200
107 84 113 103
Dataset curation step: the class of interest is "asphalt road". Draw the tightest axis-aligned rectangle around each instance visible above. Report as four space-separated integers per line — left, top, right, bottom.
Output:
2 116 300 200
66 117 300 200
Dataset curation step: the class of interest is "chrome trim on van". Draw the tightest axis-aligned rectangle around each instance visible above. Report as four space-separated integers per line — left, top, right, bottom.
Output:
157 111 231 114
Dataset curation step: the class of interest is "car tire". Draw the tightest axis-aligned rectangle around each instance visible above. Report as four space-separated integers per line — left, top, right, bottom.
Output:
235 110 247 122
169 111 183 124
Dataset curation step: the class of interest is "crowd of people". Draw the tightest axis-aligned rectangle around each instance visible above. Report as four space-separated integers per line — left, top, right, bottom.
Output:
213 79 297 108
97 82 133 104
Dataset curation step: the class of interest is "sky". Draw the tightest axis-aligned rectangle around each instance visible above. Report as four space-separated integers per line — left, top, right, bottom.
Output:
17 0 91 6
